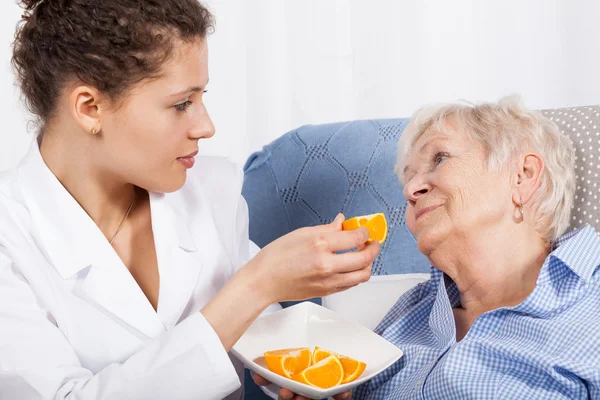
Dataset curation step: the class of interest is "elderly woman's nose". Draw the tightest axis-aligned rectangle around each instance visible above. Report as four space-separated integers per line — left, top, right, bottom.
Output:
403 177 430 201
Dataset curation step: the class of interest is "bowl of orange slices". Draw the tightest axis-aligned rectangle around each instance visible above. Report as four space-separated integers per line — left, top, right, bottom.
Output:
264 346 367 388
231 302 403 399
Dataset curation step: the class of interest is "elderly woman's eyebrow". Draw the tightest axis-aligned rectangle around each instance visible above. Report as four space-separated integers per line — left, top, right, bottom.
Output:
419 136 450 153
403 165 415 182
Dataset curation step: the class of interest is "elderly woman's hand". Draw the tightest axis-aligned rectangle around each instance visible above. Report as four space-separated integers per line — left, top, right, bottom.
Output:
252 373 351 400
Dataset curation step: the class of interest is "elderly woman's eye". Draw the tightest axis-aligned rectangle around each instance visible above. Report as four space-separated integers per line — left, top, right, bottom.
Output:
434 152 449 165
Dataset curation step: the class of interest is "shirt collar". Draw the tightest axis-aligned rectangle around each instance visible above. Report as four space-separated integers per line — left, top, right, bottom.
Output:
428 266 460 307
540 224 600 284
17 139 196 279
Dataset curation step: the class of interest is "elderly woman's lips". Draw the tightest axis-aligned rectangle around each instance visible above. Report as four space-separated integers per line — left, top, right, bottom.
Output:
415 204 443 220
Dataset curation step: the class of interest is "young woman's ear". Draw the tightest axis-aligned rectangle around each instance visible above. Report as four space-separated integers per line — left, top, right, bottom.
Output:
69 85 104 135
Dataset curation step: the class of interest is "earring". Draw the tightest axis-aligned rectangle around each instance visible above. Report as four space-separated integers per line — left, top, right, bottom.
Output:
91 127 98 134
519 202 524 221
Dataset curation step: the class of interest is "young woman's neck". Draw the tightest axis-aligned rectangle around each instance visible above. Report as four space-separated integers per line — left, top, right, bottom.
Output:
39 124 137 236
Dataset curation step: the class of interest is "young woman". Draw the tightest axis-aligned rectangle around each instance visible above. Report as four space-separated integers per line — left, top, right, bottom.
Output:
0 1 376 398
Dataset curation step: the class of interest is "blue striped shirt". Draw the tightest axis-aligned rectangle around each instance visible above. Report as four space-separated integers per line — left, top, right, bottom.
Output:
354 225 600 399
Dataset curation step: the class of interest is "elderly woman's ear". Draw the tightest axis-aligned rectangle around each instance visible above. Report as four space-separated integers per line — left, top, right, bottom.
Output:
513 153 545 221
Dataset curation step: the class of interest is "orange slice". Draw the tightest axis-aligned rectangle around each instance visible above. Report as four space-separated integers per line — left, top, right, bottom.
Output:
291 355 344 388
264 348 312 378
342 213 387 244
339 357 367 384
313 347 367 384
313 346 334 363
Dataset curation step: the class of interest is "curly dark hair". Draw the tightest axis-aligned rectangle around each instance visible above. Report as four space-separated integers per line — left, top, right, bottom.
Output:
12 0 214 127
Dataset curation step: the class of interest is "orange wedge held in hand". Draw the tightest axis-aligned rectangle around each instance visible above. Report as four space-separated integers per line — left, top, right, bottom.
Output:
313 347 367 384
342 213 388 244
292 355 344 388
264 348 312 378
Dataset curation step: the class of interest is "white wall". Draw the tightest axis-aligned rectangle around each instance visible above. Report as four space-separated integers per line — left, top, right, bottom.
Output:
2 0 600 171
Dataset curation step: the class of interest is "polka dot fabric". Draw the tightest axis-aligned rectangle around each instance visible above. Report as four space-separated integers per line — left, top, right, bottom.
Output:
542 106 600 233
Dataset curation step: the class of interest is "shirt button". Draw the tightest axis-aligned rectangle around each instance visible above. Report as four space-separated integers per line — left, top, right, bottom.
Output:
415 380 421 391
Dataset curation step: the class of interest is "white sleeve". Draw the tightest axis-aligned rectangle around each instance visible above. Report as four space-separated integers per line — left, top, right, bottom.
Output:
0 249 241 400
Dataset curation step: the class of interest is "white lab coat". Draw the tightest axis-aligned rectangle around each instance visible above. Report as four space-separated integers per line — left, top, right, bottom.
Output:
0 140 280 400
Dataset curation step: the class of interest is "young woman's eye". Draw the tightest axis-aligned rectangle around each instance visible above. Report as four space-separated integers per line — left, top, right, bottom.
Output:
174 100 193 112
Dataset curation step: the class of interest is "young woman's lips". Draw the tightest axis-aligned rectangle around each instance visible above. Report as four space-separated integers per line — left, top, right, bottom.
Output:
415 204 443 220
177 150 198 169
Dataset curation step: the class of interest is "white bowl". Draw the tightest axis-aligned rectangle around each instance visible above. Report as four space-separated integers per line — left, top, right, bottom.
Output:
231 302 403 399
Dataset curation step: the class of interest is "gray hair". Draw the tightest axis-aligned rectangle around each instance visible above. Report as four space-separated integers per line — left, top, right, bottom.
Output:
395 96 576 243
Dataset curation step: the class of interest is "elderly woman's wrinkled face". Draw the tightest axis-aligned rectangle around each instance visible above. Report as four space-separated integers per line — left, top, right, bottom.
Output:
402 120 513 256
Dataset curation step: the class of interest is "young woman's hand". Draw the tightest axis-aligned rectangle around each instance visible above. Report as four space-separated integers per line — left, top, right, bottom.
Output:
246 213 380 304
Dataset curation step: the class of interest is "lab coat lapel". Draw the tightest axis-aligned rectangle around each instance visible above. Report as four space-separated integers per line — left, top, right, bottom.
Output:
77 260 166 339
151 191 207 330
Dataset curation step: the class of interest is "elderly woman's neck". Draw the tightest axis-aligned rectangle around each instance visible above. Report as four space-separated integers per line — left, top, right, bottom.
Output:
432 227 550 315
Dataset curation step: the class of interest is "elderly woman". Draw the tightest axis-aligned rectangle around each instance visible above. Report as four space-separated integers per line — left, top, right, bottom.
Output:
354 97 600 399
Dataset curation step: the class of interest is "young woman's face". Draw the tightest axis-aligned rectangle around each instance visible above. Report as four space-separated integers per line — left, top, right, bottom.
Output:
98 38 214 193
